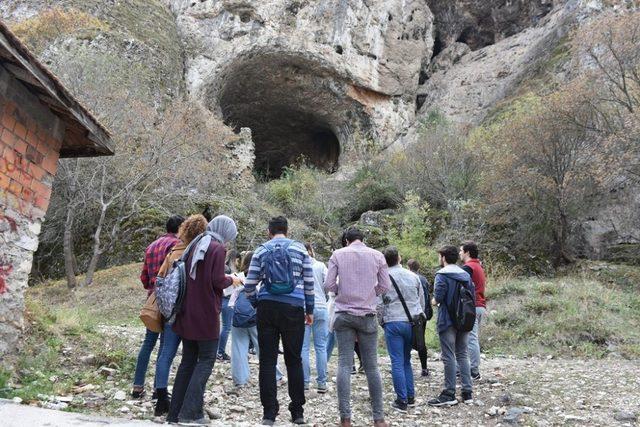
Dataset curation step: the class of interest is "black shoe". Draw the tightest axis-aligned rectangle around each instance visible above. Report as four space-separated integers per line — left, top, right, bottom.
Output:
216 352 231 362
261 419 275 426
154 388 170 416
292 417 306 425
131 389 145 399
407 397 415 407
462 391 473 404
428 392 458 407
471 371 481 381
391 399 408 413
421 368 430 377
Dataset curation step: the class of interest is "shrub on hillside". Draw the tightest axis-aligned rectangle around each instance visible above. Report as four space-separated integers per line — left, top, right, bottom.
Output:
10 8 109 53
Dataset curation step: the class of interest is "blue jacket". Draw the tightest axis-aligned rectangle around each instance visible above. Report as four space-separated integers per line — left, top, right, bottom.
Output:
434 265 475 333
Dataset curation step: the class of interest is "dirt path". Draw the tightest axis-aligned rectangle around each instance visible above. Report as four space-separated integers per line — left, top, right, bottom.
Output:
78 325 640 426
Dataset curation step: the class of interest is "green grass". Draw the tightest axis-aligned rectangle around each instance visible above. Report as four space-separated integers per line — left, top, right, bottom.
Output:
482 276 640 358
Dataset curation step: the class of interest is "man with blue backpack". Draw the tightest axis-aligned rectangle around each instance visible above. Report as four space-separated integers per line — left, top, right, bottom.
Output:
243 216 315 426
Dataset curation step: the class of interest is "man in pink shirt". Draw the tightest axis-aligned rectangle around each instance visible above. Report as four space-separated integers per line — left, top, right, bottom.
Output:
324 227 390 427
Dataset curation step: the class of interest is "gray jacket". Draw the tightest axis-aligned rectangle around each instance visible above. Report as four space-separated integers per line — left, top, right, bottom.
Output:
377 265 425 324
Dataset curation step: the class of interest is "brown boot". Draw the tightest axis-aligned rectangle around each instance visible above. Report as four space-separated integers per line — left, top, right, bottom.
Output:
340 418 352 427
373 420 389 427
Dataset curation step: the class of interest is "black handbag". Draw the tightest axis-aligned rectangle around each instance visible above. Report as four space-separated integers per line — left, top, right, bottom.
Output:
389 276 427 352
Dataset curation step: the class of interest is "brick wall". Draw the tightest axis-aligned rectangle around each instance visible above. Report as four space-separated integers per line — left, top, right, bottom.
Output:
0 89 63 355
1 95 61 220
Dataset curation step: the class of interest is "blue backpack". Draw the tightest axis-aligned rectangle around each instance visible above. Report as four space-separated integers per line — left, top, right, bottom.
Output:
232 290 256 328
261 240 295 295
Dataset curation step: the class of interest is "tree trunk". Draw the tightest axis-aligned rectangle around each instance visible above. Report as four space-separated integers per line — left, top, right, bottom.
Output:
63 208 77 289
84 205 107 286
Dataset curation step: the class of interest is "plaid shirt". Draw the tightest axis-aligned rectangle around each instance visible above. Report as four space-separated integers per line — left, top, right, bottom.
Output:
140 233 180 292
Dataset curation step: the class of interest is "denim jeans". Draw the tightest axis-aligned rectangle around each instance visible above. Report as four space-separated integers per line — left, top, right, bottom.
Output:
383 321 415 402
468 307 486 375
133 328 160 388
439 326 472 396
302 308 328 387
334 313 384 422
218 297 233 356
326 330 335 361
155 322 181 389
167 339 218 423
257 300 306 421
231 325 259 386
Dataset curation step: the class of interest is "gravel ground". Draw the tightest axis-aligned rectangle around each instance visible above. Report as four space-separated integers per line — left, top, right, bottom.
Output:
82 325 640 426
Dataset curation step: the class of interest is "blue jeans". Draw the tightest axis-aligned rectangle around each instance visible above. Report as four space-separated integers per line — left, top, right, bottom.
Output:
302 308 328 387
218 297 233 356
133 328 160 388
326 330 335 361
231 326 259 386
383 321 415 402
155 323 181 389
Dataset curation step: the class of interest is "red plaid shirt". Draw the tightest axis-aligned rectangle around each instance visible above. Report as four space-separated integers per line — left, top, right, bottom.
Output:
140 233 180 292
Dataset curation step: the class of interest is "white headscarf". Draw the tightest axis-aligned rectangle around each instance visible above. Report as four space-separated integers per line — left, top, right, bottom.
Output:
189 215 237 280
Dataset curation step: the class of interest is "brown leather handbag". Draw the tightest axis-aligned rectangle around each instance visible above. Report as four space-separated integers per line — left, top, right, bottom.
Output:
139 291 162 332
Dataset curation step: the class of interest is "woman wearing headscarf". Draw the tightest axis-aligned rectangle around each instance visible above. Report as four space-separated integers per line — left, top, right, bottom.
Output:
167 215 242 425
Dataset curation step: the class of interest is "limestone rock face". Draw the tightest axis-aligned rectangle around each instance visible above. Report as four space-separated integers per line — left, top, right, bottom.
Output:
427 0 557 51
165 0 434 176
417 1 580 125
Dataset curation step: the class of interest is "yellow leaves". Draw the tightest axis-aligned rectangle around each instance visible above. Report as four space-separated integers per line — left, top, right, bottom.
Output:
10 7 109 53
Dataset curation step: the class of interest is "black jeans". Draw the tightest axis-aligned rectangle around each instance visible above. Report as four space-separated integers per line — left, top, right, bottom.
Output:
257 300 306 421
167 339 218 422
417 321 428 370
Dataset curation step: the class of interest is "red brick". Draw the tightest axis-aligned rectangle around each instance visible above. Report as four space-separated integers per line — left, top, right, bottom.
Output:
29 164 46 181
34 194 50 211
42 152 59 174
13 122 27 140
25 144 44 164
21 186 34 204
1 128 17 147
31 178 51 199
17 170 32 188
26 129 40 146
0 172 9 190
7 179 22 196
0 112 16 132
13 138 27 155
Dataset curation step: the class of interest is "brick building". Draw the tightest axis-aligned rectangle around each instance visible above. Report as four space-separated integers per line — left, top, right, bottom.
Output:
0 20 113 355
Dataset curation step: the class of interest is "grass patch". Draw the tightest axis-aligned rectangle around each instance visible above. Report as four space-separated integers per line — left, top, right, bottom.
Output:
483 274 640 358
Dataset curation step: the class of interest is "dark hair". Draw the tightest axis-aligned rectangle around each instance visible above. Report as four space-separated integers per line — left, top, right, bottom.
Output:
340 230 348 248
304 242 315 257
166 215 185 234
202 205 213 222
240 251 254 275
407 259 420 272
461 241 479 259
438 245 459 265
225 249 239 266
344 227 364 244
268 216 288 235
383 246 399 267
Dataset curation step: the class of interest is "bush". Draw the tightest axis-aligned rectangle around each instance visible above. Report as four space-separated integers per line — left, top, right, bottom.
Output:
341 162 401 221
10 8 109 53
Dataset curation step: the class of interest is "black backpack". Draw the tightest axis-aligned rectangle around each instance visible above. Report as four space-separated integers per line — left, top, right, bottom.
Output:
447 280 476 332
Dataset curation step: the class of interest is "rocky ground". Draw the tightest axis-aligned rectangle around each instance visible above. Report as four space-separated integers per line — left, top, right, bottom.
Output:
12 324 639 426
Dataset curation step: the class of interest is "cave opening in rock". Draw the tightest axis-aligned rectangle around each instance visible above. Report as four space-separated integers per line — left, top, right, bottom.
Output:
214 53 368 180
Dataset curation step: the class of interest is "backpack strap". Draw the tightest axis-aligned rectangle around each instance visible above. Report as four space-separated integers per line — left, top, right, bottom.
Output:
389 275 414 325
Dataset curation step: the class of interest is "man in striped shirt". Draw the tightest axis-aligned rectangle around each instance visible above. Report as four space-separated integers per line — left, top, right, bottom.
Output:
244 216 314 426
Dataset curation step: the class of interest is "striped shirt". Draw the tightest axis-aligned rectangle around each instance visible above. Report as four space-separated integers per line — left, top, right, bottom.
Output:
243 237 315 314
323 241 390 316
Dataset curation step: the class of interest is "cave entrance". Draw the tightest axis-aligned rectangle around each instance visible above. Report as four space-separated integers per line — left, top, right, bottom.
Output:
215 53 362 180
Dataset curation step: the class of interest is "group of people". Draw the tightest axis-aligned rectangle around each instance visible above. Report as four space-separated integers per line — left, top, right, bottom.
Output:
131 213 486 426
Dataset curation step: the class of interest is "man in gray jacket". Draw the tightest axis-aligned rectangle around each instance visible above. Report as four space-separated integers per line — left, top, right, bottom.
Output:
377 247 425 412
